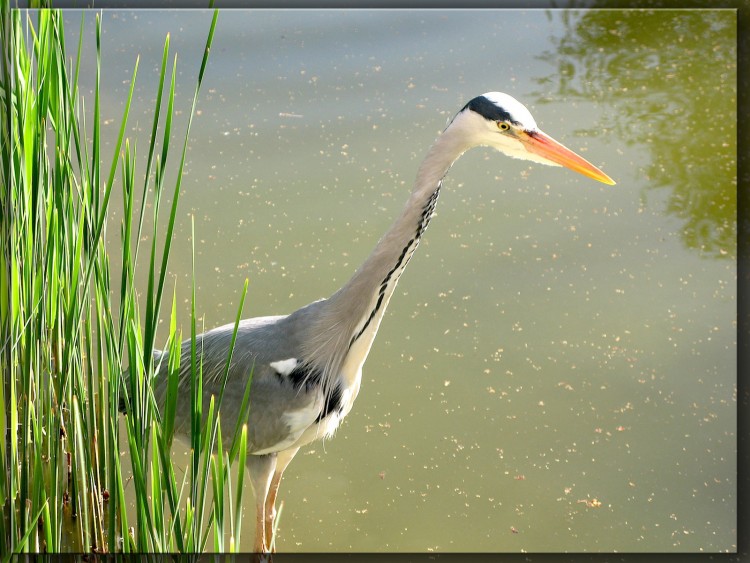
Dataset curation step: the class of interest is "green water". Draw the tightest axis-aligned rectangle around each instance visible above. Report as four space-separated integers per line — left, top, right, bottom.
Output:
78 8 735 552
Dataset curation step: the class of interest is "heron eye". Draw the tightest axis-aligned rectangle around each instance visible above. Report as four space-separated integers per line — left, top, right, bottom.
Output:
497 121 510 131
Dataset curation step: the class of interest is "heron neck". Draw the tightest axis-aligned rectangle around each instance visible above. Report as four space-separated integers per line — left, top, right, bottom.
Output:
341 127 469 334
302 126 470 381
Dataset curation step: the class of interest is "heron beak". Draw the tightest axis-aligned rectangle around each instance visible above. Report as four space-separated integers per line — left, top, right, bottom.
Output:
520 129 616 185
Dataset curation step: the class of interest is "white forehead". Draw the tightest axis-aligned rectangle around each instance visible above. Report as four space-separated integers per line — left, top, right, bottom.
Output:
482 91 539 130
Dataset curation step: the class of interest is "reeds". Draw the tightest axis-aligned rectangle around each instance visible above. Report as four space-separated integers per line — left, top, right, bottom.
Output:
1 7 255 554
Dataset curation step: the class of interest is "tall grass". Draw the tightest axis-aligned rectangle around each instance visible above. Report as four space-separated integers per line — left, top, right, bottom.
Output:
1 6 255 554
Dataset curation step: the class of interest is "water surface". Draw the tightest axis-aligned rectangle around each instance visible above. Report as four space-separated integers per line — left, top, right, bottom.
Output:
72 8 735 552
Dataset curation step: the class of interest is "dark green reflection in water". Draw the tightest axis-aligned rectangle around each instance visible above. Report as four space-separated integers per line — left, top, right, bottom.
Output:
535 10 736 259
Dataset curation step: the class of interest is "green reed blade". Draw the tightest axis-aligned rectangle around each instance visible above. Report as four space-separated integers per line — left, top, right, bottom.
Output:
210 454 220 552
143 53 176 371
189 215 200 542
162 287 181 450
215 417 225 548
110 416 129 553
2 500 48 563
197 394 216 541
228 362 254 464
151 10 218 366
71 395 91 551
123 409 158 550
127 33 170 313
224 451 234 550
154 432 185 552
150 422 165 544
233 425 247 550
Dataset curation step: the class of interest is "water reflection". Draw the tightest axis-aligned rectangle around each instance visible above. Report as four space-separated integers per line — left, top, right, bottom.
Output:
534 10 736 259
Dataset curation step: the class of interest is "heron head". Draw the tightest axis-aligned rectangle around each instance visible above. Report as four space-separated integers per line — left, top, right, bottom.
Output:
454 92 615 185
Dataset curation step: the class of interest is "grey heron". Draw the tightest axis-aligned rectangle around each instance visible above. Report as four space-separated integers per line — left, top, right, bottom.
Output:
141 92 615 553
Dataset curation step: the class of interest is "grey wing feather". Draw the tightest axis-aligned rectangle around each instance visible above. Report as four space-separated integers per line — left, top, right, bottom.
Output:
152 302 328 455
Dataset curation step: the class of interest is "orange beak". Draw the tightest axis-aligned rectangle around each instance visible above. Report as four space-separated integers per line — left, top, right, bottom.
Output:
520 129 616 185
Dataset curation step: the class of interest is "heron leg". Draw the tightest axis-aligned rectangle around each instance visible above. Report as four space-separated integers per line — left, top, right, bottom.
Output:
265 446 300 552
248 453 277 553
